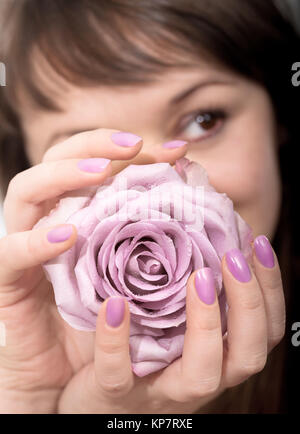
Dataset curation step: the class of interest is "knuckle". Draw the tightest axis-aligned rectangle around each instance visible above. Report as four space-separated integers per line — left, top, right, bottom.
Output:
189 312 221 334
275 325 286 343
241 353 267 376
269 328 286 348
183 377 220 401
166 393 187 404
198 319 221 334
97 377 132 399
263 274 283 293
256 266 283 293
169 393 190 404
239 293 263 312
97 339 126 356
268 275 283 292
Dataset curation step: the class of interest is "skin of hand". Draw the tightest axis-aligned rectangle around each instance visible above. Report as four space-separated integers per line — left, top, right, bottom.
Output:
0 128 285 413
0 128 185 413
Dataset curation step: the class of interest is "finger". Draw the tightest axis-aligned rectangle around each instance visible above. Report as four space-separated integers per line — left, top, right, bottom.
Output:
158 268 223 403
43 129 143 162
156 140 189 165
110 140 189 177
252 235 286 351
92 296 134 401
221 249 268 388
4 157 112 233
0 224 76 293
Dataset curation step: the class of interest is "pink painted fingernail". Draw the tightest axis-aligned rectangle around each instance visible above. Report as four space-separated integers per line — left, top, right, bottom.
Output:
254 235 275 268
47 225 73 243
77 158 111 173
106 297 125 328
111 132 142 147
194 267 216 305
162 140 188 149
225 249 251 283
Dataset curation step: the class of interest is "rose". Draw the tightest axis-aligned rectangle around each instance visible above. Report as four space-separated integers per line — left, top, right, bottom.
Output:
34 157 253 377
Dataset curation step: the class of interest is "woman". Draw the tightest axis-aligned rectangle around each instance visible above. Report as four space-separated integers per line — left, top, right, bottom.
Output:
0 0 299 413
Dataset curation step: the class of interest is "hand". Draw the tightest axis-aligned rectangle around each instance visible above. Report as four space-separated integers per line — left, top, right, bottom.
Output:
57 239 285 414
0 128 188 413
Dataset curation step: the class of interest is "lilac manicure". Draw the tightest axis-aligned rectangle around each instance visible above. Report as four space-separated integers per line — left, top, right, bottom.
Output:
225 248 251 283
106 297 125 328
111 132 142 147
47 225 73 243
194 267 216 305
254 235 275 268
77 158 111 173
162 140 188 149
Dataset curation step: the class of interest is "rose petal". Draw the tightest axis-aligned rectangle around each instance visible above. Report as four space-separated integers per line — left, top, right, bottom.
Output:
37 157 253 376
130 323 186 377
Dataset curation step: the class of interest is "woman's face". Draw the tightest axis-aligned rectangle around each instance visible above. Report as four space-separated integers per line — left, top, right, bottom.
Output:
20 58 281 240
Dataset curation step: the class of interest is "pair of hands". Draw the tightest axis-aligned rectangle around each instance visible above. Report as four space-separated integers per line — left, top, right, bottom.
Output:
0 129 285 413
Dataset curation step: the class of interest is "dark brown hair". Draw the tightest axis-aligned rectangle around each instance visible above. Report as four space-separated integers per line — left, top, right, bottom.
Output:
0 0 299 413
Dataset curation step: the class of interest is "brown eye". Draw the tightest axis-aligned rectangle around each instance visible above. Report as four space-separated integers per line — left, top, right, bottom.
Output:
195 113 219 130
177 110 226 143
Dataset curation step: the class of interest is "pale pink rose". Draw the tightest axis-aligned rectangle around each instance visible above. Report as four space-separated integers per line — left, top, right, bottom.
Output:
34 157 253 377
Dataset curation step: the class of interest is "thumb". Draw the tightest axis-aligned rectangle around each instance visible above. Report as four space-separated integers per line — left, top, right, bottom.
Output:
0 224 77 288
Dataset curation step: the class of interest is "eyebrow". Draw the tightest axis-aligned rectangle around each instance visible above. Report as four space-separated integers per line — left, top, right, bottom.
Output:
45 78 233 148
169 78 234 106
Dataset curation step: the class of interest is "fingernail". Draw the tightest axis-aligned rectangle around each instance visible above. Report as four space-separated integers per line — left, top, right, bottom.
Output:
194 268 216 305
47 224 73 243
162 140 188 149
111 132 142 147
77 158 111 173
225 248 251 283
254 235 275 268
106 297 125 328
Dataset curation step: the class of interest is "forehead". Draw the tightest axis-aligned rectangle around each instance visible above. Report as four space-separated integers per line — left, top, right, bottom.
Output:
19 54 238 120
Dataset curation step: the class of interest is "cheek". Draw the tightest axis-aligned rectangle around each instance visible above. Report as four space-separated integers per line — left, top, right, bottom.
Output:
187 110 281 237
210 142 275 206
208 143 281 238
